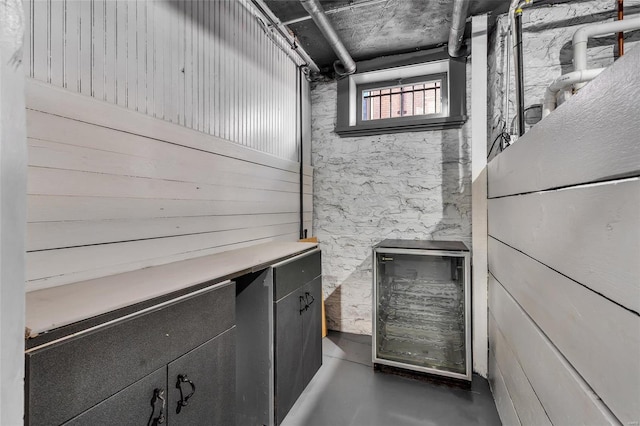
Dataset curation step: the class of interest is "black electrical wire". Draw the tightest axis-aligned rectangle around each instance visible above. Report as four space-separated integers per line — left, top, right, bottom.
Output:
488 121 511 160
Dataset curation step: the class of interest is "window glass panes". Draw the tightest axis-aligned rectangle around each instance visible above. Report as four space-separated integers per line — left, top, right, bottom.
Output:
362 79 442 121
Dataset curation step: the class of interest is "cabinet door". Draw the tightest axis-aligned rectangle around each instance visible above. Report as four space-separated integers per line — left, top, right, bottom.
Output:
274 290 304 425
26 282 235 426
63 367 166 426
167 328 235 426
301 276 323 388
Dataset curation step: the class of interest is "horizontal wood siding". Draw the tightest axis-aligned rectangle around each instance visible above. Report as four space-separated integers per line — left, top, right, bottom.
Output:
487 49 640 425
489 316 551 426
488 352 521 426
23 0 303 162
489 180 640 314
26 81 312 291
489 277 618 426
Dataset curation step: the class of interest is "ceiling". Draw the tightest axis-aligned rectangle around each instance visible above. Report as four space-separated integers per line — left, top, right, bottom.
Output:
264 0 510 73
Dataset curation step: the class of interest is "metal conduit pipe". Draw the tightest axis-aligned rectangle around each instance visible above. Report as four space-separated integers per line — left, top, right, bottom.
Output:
509 0 533 136
299 0 356 76
513 11 525 136
447 0 471 57
618 0 625 56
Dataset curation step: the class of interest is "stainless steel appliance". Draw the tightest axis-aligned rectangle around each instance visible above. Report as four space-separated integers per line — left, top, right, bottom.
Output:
372 239 471 381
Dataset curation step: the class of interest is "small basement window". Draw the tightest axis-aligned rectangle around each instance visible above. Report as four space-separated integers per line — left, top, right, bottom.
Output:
335 47 467 136
359 75 446 122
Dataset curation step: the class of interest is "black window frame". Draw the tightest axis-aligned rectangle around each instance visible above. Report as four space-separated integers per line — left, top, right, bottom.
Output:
335 47 467 137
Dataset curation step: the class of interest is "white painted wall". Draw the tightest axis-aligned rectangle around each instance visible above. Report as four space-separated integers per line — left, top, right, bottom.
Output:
0 1 27 424
21 0 312 291
487 47 640 425
26 79 312 291
22 0 303 162
310 66 472 336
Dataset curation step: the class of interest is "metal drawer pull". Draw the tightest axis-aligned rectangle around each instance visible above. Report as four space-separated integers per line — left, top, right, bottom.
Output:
149 388 166 425
304 292 315 306
299 295 308 314
176 375 196 414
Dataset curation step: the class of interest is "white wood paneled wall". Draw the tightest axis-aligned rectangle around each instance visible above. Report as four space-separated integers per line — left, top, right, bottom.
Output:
23 0 301 162
26 78 312 292
0 1 28 422
487 49 640 425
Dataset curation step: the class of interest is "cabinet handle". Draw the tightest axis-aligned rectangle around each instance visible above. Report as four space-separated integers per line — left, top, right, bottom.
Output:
299 295 308 314
149 388 166 425
176 374 196 414
305 292 315 306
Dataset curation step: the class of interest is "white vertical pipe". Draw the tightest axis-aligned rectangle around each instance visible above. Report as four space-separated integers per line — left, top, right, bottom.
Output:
0 1 28 424
471 14 489 378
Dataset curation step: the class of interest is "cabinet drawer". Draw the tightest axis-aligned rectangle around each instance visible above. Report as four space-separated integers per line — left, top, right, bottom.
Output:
63 367 166 426
273 249 321 300
26 281 235 426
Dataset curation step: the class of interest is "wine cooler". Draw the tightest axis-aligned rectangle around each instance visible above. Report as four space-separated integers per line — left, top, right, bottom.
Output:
372 239 471 381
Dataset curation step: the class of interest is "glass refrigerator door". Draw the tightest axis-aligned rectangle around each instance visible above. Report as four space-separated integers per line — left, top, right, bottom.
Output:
375 252 466 375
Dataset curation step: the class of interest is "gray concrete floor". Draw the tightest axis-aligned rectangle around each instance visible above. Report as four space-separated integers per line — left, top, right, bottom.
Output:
282 331 501 426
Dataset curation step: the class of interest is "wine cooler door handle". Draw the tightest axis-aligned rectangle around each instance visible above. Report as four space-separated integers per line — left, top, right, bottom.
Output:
149 388 166 425
176 374 196 414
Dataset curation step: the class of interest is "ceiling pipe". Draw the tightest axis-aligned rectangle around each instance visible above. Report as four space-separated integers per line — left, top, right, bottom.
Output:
299 0 356 76
283 0 387 26
448 0 471 57
247 0 320 75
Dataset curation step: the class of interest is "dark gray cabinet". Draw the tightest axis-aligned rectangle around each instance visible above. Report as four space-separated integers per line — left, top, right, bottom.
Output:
274 288 305 425
64 329 235 426
63 367 167 426
301 277 322 388
273 250 322 425
167 328 235 426
25 281 236 426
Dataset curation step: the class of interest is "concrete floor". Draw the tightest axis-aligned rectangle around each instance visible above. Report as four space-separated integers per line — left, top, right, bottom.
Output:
282 331 501 426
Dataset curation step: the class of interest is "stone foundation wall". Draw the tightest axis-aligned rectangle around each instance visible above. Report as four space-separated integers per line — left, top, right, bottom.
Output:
311 79 471 335
488 0 640 159
312 0 640 334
